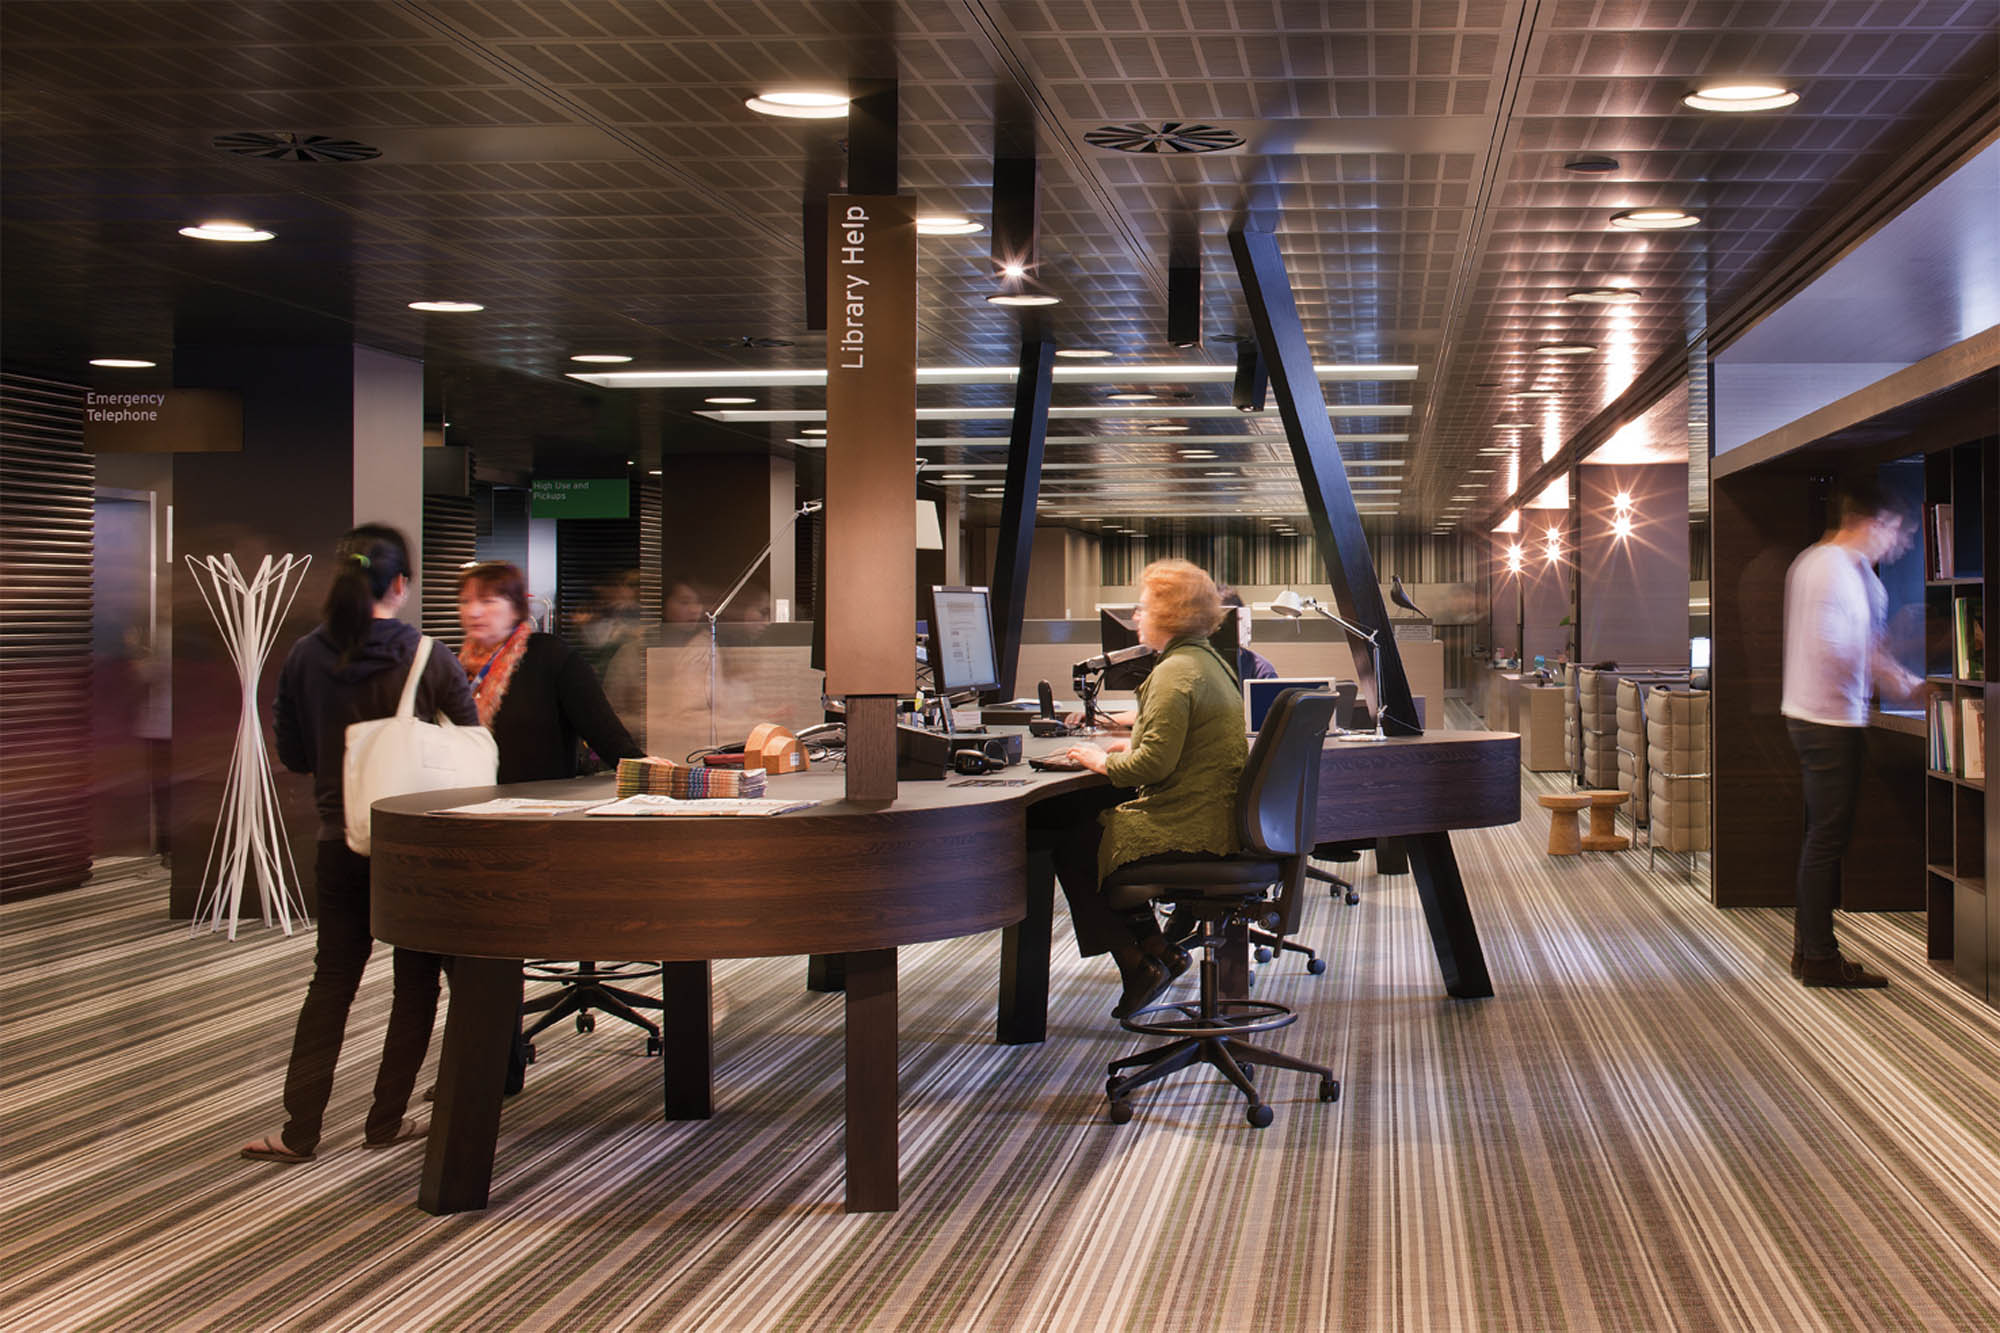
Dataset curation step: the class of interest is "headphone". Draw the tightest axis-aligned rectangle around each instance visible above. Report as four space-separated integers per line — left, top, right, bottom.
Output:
951 737 1010 775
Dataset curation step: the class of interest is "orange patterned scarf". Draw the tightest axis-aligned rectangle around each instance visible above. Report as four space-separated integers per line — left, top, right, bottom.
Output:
463 621 530 728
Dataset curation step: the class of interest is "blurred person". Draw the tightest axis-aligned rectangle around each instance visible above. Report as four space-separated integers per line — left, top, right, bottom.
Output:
1030 560 1248 1018
243 524 476 1163
1782 477 1925 988
1219 587 1276 682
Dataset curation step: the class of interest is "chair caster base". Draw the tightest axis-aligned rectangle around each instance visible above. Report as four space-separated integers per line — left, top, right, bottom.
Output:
575 1013 594 1035
1246 1103 1273 1128
1253 945 1273 963
645 1036 662 1057
1319 1078 1340 1102
1108 1099 1133 1124
1306 957 1327 975
1344 889 1359 906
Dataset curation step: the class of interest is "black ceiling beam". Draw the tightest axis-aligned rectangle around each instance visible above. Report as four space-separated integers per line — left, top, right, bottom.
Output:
846 79 899 197
986 336 1056 700
1229 223 1493 1002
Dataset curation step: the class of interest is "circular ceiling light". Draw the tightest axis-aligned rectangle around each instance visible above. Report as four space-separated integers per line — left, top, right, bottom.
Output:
915 216 983 235
1084 121 1245 154
1562 155 1621 173
703 396 756 405
1107 392 1157 402
408 300 484 313
1609 207 1699 231
986 291 1060 307
745 91 850 119
570 353 633 364
1055 347 1114 358
1565 286 1642 304
89 358 156 368
1683 83 1799 112
1534 343 1597 356
179 220 274 242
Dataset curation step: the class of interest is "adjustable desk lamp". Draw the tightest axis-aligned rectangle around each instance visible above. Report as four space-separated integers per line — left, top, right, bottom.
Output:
1270 589 1388 743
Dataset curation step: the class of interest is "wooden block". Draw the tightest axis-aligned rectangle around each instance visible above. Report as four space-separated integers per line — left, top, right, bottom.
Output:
1581 789 1630 850
1536 793 1589 855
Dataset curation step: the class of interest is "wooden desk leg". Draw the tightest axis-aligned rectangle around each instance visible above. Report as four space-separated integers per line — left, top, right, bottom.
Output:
1375 836 1410 875
806 954 846 992
1406 832 1495 1000
843 947 898 1213
997 847 1053 1045
660 960 712 1121
419 955 518 1215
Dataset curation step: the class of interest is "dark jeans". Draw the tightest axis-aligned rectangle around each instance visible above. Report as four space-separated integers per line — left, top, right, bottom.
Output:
1787 719 1866 963
1027 786 1135 957
280 839 443 1155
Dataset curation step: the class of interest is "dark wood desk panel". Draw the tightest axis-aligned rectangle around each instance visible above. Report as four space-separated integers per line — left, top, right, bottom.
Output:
1316 731 1520 842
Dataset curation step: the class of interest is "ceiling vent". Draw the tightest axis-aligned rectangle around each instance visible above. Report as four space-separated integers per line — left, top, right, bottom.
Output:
212 132 382 163
699 336 795 351
1084 122 1244 154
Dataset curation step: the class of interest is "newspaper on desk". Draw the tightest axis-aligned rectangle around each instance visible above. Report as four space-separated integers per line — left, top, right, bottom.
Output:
436 798 601 817
585 793 818 817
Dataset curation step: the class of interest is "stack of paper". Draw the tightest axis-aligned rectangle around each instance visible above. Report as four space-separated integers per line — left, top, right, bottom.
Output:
616 756 767 799
586 794 815 817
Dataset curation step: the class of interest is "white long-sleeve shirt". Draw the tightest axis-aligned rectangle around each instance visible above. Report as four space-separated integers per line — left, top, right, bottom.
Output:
1781 540 1886 728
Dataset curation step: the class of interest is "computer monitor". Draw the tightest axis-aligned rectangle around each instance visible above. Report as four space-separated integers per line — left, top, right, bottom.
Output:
1690 636 1711 671
926 586 999 694
1245 677 1342 733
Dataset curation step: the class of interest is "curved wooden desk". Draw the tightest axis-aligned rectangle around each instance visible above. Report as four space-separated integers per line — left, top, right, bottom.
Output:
371 728 1517 1216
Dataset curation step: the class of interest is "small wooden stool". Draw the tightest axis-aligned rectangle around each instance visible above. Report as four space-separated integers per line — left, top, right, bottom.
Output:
1580 789 1630 851
1536 793 1592 855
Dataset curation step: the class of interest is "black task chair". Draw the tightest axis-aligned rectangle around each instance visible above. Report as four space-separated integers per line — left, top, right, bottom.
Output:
1100 688 1342 1127
520 961 664 1059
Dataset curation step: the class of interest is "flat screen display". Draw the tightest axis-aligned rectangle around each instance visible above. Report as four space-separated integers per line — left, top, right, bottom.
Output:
928 586 999 693
1690 636 1711 671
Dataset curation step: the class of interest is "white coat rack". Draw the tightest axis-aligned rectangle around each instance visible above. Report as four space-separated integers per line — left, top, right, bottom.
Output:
184 552 313 939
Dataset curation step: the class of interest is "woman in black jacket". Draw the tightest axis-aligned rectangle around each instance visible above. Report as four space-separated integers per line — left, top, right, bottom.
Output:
243 524 477 1163
455 562 642 783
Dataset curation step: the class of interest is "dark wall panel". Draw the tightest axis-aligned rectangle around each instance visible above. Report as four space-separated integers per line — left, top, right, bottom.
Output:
0 372 95 898
1580 463 1692 668
422 495 476 641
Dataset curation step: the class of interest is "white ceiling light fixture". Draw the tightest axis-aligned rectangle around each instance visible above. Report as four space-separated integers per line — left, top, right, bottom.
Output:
986 289 1061 307
408 300 484 313
178 220 274 242
1534 343 1597 356
1106 392 1157 402
89 357 156 368
570 353 633 364
1055 347 1114 358
1684 83 1799 112
1609 208 1700 231
745 90 850 119
1564 286 1642 304
1145 424 1189 432
787 437 825 448
571 361 1416 389
800 427 826 435
915 215 983 235
704 395 755 405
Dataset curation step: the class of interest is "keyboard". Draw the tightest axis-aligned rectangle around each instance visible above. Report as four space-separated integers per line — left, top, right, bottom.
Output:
1029 754 1086 772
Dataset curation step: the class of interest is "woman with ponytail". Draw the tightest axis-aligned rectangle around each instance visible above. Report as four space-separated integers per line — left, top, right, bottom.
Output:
242 524 477 1163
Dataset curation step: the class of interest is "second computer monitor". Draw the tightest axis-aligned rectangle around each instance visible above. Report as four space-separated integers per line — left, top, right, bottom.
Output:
927 585 1000 694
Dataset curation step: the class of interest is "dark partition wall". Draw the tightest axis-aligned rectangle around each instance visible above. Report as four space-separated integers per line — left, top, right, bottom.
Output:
0 372 95 898
1579 463 1692 668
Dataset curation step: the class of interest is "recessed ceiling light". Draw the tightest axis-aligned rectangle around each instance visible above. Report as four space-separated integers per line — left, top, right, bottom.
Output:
408 300 484 312
1565 286 1643 304
1146 424 1189 432
979 488 1006 495
178 220 274 242
1493 420 1529 429
1107 392 1157 402
648 468 662 476
1609 208 1699 231
571 353 633 364
1683 84 1799 112
704 396 756 405
939 473 976 480
1534 343 1597 356
1203 470 1235 477
915 216 983 235
986 291 1061 307
89 358 156 368
1055 347 1114 358
745 91 849 119
1179 449 1218 459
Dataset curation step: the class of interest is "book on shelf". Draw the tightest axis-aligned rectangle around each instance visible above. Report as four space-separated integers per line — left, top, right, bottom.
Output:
1953 595 1984 681
1965 699 1987 782
1926 503 1954 579
1932 696 1958 773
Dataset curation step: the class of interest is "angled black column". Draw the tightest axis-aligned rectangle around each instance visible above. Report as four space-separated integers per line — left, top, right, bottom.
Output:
1229 225 1493 1000
987 337 1055 698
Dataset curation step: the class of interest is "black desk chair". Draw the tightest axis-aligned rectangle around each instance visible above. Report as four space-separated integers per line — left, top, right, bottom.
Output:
1100 688 1342 1127
520 961 664 1059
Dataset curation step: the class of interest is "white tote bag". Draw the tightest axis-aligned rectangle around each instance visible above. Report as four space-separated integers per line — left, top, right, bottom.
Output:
343 636 498 855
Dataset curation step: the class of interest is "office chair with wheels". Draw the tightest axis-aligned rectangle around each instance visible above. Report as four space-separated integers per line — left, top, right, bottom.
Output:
1100 688 1341 1127
520 961 665 1060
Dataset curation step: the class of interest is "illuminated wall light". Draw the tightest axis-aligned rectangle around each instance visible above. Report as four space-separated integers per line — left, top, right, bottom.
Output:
1612 514 1634 540
1683 84 1799 112
746 91 850 118
1505 544 1525 574
1612 490 1633 514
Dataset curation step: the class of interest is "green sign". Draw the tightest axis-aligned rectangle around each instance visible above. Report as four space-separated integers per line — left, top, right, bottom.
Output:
530 477 629 518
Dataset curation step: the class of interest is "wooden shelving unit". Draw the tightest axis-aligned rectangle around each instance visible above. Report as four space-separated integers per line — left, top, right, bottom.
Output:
1922 438 1996 1003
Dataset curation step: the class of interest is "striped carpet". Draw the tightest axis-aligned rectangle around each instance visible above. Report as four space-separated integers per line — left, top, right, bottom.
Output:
4 752 1999 1331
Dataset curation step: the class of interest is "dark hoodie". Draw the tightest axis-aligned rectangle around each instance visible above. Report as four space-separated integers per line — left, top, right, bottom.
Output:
275 617 479 841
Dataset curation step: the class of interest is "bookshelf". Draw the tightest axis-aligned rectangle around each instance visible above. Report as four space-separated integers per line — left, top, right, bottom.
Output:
1922 438 1996 1002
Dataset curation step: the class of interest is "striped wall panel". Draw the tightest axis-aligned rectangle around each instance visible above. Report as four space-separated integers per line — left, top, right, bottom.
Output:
636 476 660 623
555 512 639 646
0 373 94 897
421 494 476 641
